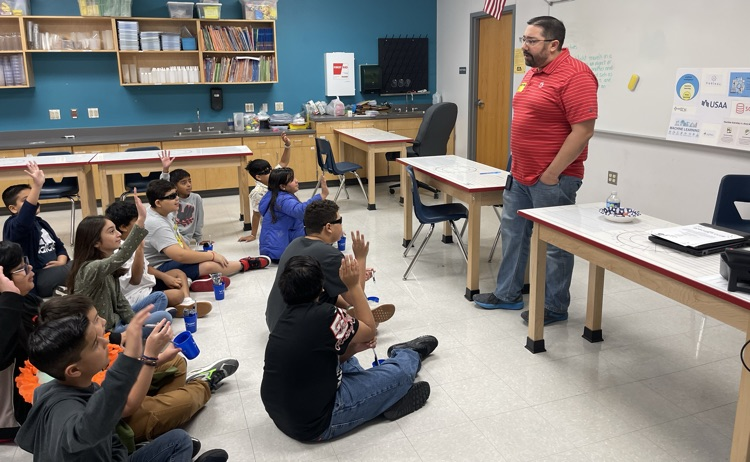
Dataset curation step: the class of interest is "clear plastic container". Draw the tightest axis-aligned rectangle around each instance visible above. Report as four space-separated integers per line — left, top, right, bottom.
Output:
195 2 221 19
241 0 277 20
167 1 194 19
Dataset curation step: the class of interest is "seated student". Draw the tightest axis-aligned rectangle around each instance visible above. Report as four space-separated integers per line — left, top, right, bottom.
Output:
2 161 71 297
261 255 437 441
67 192 172 334
106 200 212 318
170 168 209 246
143 179 270 292
38 295 238 446
239 132 292 243
15 308 229 462
265 199 394 332
258 168 327 262
0 241 37 442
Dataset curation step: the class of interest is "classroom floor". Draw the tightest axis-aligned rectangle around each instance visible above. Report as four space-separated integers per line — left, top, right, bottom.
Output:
1 184 744 461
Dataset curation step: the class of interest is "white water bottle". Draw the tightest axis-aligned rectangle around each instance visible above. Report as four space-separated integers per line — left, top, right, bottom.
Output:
606 191 620 209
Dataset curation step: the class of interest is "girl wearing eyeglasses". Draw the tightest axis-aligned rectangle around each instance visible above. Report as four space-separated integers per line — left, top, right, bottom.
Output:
258 168 328 263
66 191 172 336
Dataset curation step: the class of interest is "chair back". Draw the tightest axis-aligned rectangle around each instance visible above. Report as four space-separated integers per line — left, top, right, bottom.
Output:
124 146 162 187
712 174 750 233
316 138 346 175
314 138 330 173
412 102 458 157
406 165 429 222
37 151 79 196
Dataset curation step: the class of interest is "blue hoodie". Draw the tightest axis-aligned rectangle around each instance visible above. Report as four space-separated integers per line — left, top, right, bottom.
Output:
258 192 322 261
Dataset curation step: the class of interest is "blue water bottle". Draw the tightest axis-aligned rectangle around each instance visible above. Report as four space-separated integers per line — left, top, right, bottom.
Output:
184 306 197 333
337 234 346 252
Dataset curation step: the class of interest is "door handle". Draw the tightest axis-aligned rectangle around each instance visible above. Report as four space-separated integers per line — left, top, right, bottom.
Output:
477 100 485 108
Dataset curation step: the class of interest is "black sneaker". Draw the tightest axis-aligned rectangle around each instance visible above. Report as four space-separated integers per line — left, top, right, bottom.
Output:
186 358 239 392
195 449 229 462
383 381 430 420
191 437 201 458
387 335 438 361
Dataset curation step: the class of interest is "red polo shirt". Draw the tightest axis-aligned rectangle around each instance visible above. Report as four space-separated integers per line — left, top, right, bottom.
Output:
510 48 598 186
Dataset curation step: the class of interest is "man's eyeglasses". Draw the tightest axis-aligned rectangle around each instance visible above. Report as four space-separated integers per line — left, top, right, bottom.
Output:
327 217 343 225
518 36 555 46
11 256 30 275
159 192 179 200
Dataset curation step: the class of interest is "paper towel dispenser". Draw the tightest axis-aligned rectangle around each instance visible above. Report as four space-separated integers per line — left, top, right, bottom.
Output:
359 65 381 94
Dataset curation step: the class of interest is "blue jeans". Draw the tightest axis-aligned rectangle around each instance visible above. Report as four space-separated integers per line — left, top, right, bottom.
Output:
129 428 192 462
114 292 172 337
494 175 582 314
316 349 421 441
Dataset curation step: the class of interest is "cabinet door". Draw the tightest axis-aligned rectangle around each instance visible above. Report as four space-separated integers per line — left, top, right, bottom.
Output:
243 136 280 187
161 138 242 190
0 149 27 196
287 134 317 183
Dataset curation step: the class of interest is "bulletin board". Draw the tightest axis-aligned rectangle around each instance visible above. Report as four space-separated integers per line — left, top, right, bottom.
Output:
324 52 355 97
551 0 750 139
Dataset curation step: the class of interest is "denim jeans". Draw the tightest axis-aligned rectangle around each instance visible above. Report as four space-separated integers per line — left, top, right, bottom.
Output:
494 175 582 314
316 348 421 441
114 292 172 337
129 428 192 462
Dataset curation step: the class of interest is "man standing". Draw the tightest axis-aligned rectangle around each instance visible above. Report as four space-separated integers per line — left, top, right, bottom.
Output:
473 16 598 325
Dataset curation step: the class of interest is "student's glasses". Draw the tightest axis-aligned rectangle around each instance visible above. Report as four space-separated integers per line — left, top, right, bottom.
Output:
159 192 179 200
327 217 343 225
11 256 30 275
518 36 555 46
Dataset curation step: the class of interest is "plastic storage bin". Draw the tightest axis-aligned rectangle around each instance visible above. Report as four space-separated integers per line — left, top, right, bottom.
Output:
167 1 193 19
78 0 132 17
0 0 30 16
241 0 277 20
195 2 221 19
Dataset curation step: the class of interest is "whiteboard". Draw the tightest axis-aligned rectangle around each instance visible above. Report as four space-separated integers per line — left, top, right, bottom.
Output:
324 52 355 97
550 0 750 138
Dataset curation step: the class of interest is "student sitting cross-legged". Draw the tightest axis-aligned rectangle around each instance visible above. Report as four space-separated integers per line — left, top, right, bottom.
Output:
143 180 270 292
261 254 438 442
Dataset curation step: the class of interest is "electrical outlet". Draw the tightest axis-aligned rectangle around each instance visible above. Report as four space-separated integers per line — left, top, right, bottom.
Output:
49 109 61 120
245 103 254 112
87 108 99 118
275 101 284 111
70 108 78 119
607 171 618 185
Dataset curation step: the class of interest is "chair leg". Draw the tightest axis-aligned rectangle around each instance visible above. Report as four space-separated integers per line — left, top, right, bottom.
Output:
333 175 346 201
488 205 502 262
352 172 369 203
403 223 426 257
68 196 78 245
403 223 435 280
450 221 468 262
342 175 350 199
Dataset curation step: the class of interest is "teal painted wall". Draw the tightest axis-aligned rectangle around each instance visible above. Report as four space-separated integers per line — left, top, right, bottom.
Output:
0 0 436 131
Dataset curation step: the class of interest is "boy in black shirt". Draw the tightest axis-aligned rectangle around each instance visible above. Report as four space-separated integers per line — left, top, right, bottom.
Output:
261 254 437 441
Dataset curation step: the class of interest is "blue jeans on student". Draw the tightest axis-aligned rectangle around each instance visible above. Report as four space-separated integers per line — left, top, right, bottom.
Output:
316 348 421 441
493 175 582 314
113 292 172 337
129 428 192 461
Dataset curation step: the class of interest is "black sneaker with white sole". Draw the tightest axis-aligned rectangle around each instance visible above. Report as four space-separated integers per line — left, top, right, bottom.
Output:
195 448 229 462
186 358 239 393
386 335 439 361
383 381 431 420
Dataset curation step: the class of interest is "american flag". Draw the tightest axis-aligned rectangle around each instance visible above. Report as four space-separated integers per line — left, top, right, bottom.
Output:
483 0 507 20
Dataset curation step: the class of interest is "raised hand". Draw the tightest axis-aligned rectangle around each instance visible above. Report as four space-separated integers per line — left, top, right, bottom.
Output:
133 188 147 225
281 132 290 148
320 175 329 199
350 230 369 260
143 318 173 359
122 308 151 359
339 254 360 289
24 161 45 188
159 150 175 172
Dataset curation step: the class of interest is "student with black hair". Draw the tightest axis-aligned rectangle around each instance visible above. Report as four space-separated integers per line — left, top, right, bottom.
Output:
1 161 71 297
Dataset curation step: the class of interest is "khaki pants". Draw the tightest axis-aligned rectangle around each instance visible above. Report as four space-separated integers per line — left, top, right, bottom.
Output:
125 356 211 442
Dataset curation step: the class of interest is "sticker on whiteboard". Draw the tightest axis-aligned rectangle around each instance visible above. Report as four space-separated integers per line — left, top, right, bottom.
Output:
675 74 699 101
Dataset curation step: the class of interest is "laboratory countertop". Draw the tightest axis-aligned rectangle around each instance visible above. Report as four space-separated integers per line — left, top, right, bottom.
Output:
0 110 428 151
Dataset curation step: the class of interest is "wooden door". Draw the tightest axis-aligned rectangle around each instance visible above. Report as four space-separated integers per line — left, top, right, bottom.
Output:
475 13 513 170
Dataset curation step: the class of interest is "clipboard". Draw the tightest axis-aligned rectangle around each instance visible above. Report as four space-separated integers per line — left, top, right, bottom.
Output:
648 223 750 256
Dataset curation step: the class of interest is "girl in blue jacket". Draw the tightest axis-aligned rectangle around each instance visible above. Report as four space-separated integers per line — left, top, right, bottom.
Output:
258 168 328 262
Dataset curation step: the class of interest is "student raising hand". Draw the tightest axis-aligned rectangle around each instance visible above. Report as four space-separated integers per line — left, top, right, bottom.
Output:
320 175 329 200
159 150 175 173
339 254 360 289
122 308 151 359
24 160 45 188
133 188 147 227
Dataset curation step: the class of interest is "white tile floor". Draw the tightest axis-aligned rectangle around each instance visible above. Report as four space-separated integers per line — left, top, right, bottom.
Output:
1 184 745 461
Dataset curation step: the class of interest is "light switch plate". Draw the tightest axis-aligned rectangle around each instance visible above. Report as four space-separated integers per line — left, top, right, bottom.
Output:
245 103 254 112
49 109 61 120
275 102 284 111
87 108 99 118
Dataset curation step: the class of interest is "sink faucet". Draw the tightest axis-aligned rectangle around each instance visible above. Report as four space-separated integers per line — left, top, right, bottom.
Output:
196 108 201 132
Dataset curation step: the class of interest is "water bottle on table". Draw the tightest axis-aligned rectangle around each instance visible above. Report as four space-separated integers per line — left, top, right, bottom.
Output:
606 191 621 209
